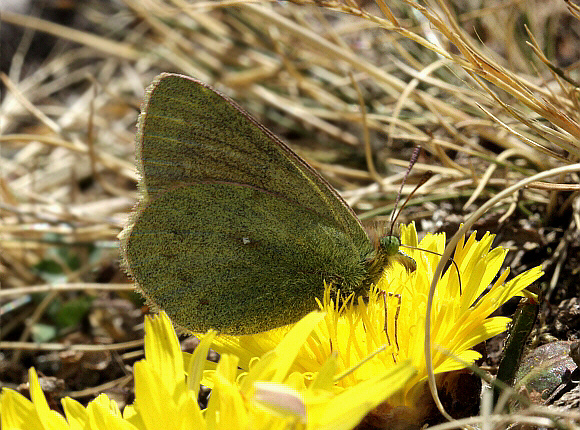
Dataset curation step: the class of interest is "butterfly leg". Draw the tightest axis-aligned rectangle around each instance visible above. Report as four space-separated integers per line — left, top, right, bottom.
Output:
382 291 402 363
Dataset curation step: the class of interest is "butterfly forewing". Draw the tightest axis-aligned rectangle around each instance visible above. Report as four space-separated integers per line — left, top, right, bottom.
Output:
136 73 368 245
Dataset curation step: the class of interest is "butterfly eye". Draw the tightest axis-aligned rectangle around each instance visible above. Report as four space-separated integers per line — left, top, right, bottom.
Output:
379 236 401 256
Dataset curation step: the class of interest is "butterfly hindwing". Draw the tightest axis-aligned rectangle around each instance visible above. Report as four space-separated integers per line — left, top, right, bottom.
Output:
126 182 373 334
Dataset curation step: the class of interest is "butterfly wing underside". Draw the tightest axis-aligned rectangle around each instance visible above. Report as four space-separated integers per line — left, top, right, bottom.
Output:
121 73 377 334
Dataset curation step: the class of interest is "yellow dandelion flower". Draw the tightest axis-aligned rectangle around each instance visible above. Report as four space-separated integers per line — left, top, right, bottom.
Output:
197 311 416 429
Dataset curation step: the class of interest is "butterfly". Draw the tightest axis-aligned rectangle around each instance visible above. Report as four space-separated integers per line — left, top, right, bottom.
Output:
121 73 415 335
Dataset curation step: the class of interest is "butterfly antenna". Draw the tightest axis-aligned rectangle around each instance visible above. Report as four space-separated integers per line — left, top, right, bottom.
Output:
389 147 421 235
389 163 432 237
397 171 433 220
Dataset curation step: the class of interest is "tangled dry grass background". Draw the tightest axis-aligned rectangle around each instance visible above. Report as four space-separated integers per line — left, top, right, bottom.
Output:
1 0 579 427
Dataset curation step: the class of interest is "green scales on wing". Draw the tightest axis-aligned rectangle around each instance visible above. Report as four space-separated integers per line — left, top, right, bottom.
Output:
122 73 415 335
